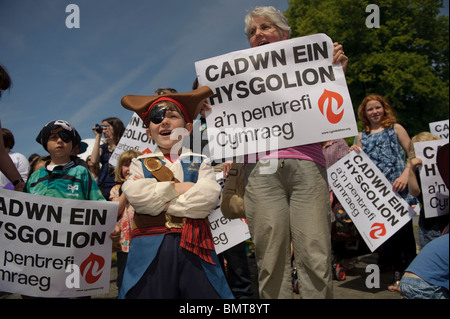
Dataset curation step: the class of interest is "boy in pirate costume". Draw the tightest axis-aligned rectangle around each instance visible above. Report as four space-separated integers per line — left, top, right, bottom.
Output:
118 86 233 299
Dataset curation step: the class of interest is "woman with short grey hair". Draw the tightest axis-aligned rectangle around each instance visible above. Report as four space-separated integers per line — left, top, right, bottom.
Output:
244 6 292 40
240 6 347 299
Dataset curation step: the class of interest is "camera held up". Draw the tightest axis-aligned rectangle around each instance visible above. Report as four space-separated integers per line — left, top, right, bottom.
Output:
93 124 108 133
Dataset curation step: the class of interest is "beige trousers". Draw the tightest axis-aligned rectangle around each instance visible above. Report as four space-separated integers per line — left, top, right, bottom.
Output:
244 158 332 299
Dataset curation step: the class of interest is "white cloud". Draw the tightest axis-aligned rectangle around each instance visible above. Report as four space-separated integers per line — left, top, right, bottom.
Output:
67 56 156 126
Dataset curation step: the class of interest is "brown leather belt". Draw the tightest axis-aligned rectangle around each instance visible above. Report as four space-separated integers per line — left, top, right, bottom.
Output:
143 157 180 183
134 212 185 229
134 157 185 229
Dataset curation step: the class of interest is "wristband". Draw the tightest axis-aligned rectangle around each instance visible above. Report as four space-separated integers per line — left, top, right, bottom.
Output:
13 178 25 186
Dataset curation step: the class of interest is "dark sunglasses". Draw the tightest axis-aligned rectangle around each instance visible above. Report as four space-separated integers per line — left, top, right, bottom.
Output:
55 130 73 143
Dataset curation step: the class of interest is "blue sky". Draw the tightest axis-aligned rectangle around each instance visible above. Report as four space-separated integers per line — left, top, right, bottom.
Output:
0 0 290 158
0 0 448 159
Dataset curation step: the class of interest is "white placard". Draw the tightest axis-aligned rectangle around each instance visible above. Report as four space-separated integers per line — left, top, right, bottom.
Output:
429 119 449 139
109 113 157 167
208 208 250 255
0 189 118 298
327 151 416 252
414 140 449 218
209 173 250 254
195 33 357 161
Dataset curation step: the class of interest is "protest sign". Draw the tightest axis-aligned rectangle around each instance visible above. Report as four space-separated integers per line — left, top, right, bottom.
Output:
0 189 118 298
429 119 449 139
208 208 250 255
109 113 157 167
195 33 357 161
327 151 416 252
413 140 449 218
209 173 250 254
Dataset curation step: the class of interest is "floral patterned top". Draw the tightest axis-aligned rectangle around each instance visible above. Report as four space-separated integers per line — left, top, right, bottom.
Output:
110 184 135 253
361 126 417 206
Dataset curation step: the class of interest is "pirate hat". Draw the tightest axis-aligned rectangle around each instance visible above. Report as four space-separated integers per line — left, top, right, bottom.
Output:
36 120 82 151
121 86 213 124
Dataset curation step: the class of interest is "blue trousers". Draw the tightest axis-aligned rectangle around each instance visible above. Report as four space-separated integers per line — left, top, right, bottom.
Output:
126 233 225 299
400 276 449 299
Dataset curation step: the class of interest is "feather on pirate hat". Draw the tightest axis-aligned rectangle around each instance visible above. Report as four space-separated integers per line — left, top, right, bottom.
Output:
121 86 213 125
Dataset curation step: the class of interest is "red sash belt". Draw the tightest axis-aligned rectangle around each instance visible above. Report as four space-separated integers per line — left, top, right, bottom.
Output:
132 215 215 264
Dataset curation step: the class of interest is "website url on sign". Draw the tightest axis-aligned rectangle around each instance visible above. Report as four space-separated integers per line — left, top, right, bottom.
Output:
321 127 352 135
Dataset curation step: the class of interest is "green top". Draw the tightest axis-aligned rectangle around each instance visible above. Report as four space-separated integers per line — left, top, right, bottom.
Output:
26 160 105 201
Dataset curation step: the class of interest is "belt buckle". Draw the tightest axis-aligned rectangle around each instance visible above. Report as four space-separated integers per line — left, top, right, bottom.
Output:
165 214 185 229
143 158 162 172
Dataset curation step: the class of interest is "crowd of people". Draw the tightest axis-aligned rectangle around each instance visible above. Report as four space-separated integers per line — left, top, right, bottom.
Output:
0 6 448 300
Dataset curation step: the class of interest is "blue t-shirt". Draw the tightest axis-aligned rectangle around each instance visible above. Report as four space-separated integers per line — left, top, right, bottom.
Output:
406 234 449 290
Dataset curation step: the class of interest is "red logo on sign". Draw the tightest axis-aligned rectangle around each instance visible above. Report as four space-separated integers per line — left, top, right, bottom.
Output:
239 218 248 224
369 223 386 239
80 253 105 284
318 89 344 124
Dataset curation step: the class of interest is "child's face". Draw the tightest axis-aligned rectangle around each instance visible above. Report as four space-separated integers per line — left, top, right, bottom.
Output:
121 161 131 180
46 127 73 163
364 100 385 127
146 103 192 154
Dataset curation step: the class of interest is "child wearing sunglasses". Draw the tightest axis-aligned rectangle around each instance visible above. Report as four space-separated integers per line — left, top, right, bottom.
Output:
118 87 233 299
25 120 105 201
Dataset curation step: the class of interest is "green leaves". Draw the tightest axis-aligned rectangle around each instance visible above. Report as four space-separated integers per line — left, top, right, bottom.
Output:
285 0 449 135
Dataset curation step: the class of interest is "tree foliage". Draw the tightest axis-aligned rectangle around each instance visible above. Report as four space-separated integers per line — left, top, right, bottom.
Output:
285 0 449 136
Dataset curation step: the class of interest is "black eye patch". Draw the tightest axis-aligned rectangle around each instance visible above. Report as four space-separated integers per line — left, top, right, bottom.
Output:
149 106 167 124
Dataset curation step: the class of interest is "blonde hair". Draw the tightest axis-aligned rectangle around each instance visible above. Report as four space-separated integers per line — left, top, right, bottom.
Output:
407 132 441 159
114 149 142 182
